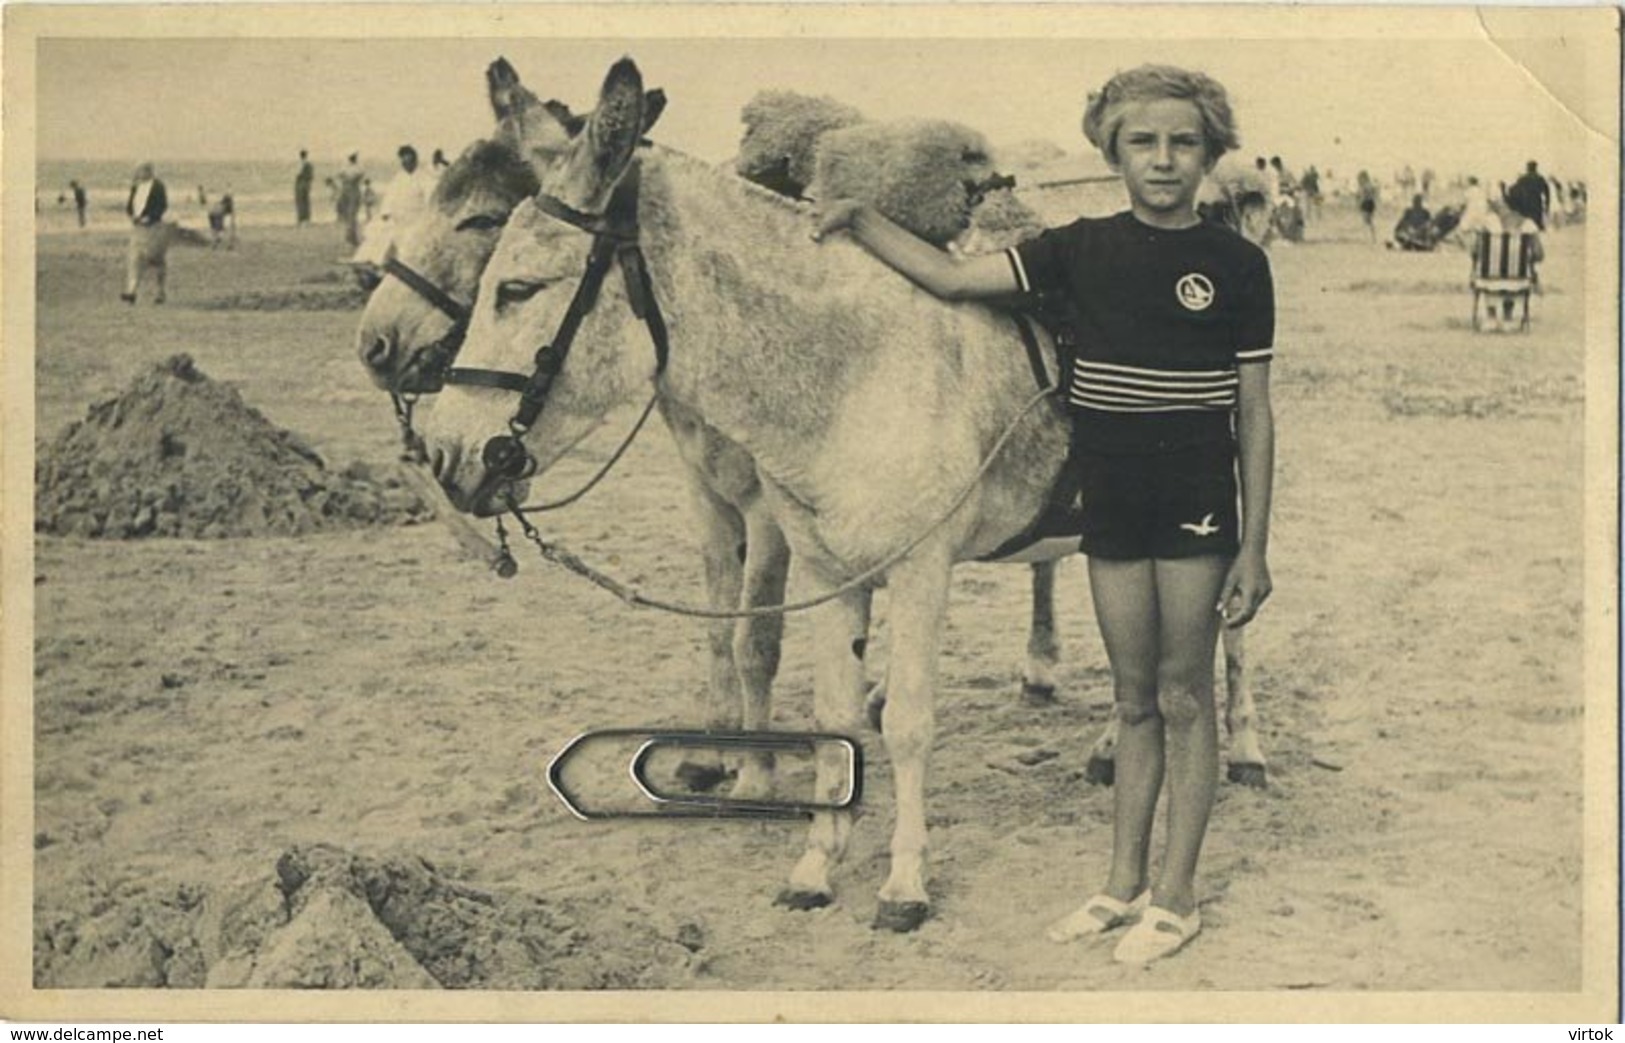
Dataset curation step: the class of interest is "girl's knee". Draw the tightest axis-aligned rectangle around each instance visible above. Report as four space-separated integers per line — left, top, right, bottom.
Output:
1155 682 1213 727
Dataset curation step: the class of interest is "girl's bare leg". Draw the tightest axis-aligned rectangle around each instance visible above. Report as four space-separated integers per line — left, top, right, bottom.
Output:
1087 557 1162 908
1148 555 1229 917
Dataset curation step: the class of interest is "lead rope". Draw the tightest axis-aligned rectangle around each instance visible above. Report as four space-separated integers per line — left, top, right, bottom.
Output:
499 384 1058 620
511 393 661 514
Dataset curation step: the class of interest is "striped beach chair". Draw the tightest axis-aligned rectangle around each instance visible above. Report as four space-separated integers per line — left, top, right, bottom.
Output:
1470 230 1539 332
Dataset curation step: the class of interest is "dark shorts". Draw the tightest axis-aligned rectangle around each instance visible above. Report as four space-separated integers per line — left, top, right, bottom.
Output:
1074 441 1240 561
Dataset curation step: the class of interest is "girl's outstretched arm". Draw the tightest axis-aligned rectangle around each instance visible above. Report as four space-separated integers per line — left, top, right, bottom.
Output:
1220 362 1274 627
813 201 1019 301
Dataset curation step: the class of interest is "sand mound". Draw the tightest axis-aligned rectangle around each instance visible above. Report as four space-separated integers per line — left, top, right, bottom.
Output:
34 845 699 988
36 354 431 538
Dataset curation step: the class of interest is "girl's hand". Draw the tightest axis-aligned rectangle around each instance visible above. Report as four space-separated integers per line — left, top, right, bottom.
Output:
811 199 863 242
1217 548 1272 628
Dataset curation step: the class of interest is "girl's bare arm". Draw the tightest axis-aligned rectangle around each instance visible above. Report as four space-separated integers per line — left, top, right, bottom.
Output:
813 201 1019 301
1220 362 1275 626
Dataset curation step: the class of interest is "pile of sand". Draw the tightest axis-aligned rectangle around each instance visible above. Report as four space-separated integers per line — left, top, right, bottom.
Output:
34 845 700 988
36 354 431 538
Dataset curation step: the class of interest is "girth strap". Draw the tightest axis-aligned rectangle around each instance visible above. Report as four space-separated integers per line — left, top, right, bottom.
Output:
1010 311 1052 392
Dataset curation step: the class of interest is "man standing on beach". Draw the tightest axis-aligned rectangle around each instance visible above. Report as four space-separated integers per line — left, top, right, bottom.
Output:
122 162 169 304
294 149 314 226
1504 160 1551 231
351 145 433 269
334 152 366 248
70 179 87 228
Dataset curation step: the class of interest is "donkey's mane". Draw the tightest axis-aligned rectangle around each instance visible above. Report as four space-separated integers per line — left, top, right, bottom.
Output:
434 139 540 213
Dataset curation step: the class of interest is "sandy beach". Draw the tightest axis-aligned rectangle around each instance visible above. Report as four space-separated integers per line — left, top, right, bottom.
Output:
24 192 1597 1002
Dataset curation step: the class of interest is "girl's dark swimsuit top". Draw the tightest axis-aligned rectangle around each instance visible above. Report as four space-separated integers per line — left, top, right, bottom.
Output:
1008 211 1274 455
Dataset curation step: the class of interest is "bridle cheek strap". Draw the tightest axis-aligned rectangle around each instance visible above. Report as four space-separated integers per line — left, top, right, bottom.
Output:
439 174 671 495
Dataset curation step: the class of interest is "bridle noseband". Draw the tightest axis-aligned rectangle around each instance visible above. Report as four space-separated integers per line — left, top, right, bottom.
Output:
377 254 472 464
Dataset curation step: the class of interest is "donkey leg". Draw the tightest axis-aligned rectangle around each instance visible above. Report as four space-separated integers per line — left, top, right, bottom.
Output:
1021 560 1061 705
777 586 871 911
731 510 790 800
873 552 953 932
676 480 748 793
1220 626 1268 788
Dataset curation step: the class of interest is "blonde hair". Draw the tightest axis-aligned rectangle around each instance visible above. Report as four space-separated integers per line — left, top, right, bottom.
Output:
1082 65 1240 166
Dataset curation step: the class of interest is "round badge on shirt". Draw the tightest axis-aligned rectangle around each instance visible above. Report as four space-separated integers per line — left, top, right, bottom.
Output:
1176 273 1216 312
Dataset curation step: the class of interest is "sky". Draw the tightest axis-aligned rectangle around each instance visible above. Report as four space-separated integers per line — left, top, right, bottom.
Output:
29 11 1610 184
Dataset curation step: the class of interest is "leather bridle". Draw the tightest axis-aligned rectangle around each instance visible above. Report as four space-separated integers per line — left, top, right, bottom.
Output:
438 164 670 511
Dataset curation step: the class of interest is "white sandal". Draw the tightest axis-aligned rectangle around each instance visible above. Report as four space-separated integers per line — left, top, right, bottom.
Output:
1113 904 1202 964
1046 889 1150 942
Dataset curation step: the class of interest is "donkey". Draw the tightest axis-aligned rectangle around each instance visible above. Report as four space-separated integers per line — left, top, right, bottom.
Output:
358 61 785 797
355 61 1170 793
417 59 1264 930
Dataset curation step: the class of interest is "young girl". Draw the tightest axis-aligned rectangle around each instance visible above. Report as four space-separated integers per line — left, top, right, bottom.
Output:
813 65 1275 964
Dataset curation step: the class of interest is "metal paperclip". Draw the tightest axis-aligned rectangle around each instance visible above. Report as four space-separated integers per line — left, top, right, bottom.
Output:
546 728 863 821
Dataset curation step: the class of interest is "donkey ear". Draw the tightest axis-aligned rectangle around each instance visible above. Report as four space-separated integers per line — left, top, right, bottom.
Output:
585 58 645 180
487 58 531 121
548 58 646 210
543 99 588 138
641 88 667 136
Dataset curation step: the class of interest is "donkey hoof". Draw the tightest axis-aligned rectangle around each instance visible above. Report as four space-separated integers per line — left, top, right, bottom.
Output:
1227 761 1268 789
1084 755 1116 787
774 889 833 912
1020 682 1057 706
674 761 734 794
872 901 930 933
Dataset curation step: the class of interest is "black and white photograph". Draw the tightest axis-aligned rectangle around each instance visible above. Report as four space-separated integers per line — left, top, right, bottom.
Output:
2 3 1619 1023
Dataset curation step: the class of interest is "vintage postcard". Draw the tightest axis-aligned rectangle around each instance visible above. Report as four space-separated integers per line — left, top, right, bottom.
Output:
2 2 1619 1024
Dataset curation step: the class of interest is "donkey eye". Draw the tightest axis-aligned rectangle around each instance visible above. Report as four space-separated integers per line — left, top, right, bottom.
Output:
495 278 552 308
456 212 509 232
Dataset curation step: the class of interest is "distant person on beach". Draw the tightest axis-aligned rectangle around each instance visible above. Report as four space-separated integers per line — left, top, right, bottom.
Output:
1503 161 1550 231
70 180 88 228
1457 176 1497 239
208 192 237 250
1268 156 1295 196
352 144 433 268
1355 171 1379 242
1390 194 1434 251
122 162 170 304
1298 166 1321 222
294 149 314 226
334 152 366 247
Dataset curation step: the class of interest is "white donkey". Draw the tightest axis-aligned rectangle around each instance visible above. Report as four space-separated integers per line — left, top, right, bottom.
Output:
418 59 1264 930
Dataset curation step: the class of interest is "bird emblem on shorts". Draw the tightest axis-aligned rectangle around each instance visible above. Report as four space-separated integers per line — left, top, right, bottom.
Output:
1175 273 1216 312
1180 513 1219 536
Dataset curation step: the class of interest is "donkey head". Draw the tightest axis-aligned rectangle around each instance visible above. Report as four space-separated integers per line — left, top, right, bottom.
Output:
356 57 663 397
421 58 654 513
